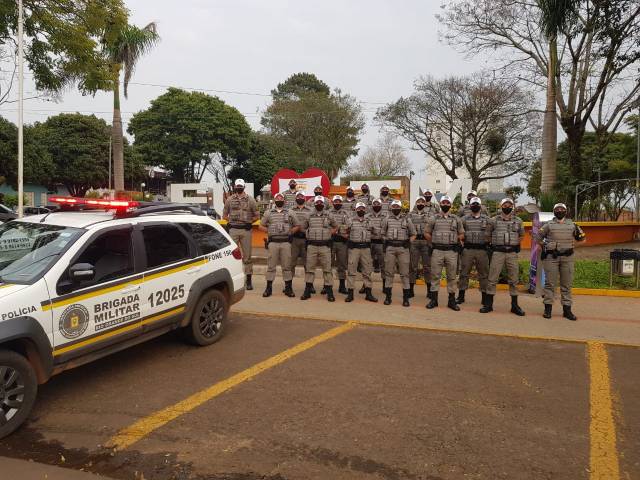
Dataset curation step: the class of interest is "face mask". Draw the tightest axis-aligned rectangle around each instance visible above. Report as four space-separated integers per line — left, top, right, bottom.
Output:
381 191 389 197
356 210 365 217
471 205 481 213
333 204 342 210
315 204 324 211
502 207 513 215
416 204 425 211
235 187 244 194
347 191 354 198
425 196 432 202
289 185 296 191
275 201 284 208
361 188 369 194
372 206 382 213
391 208 401 216
314 191 322 197
555 211 566 219
296 198 305 205
441 205 451 213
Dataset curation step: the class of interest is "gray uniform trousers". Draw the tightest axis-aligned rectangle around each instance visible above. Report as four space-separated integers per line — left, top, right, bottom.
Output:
332 240 348 280
385 245 410 289
347 247 373 289
487 251 519 296
266 241 293 282
458 248 489 291
542 255 575 306
409 240 430 283
430 249 458 294
290 237 307 273
305 245 333 286
229 228 253 274
371 242 385 275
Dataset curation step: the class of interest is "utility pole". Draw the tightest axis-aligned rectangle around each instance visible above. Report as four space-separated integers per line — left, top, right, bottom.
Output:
17 0 24 218
636 105 639 222
597 168 601 221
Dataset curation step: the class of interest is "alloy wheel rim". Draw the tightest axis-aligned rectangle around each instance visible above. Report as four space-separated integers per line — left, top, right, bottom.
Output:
0 366 25 426
199 297 223 338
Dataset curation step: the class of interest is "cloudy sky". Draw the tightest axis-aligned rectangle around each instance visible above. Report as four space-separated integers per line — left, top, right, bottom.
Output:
8 0 488 172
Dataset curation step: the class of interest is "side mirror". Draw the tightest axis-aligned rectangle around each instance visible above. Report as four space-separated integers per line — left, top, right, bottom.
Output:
69 263 95 282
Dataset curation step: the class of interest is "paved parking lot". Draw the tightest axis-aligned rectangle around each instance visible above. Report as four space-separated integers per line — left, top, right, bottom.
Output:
0 312 638 480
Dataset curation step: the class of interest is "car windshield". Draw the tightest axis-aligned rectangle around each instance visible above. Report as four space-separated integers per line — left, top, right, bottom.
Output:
0 222 84 285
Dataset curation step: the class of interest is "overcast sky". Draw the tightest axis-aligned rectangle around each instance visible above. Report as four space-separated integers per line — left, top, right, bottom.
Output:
6 0 488 172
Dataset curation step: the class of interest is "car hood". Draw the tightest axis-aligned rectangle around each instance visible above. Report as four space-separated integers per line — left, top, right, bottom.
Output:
0 283 30 299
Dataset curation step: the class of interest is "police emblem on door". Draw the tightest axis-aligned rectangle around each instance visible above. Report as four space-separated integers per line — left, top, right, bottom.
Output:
59 304 90 339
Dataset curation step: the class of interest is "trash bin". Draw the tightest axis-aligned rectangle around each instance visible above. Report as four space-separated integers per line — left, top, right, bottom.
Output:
609 249 640 288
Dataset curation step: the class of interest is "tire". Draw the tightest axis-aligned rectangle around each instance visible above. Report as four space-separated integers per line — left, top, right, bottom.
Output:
0 350 38 439
185 289 228 346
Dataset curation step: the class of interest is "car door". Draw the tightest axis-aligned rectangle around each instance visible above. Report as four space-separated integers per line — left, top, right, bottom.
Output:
49 226 144 362
139 222 200 333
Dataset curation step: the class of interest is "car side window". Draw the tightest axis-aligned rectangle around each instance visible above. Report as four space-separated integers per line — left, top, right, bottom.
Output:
143 224 192 268
179 223 230 255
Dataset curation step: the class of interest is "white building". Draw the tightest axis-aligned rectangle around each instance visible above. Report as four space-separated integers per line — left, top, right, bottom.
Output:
411 159 504 199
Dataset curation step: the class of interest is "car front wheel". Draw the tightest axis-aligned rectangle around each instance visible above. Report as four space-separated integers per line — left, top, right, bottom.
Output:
185 289 228 346
0 350 38 439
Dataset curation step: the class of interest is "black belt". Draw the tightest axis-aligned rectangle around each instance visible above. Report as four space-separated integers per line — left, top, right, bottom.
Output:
268 237 290 243
229 223 252 230
547 249 574 257
386 240 409 248
348 241 371 249
293 232 306 239
307 240 331 247
492 245 521 253
464 244 487 250
332 235 347 243
415 234 426 240
433 244 457 251
371 239 383 244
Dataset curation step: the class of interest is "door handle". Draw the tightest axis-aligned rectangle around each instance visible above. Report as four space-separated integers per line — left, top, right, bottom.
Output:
186 267 201 275
121 284 141 293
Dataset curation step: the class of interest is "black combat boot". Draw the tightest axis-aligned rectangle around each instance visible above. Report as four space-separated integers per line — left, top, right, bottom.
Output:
338 279 348 295
284 280 295 298
426 291 438 309
359 284 366 294
456 289 466 304
562 305 577 321
543 304 552 318
448 293 460 311
345 289 354 303
326 285 335 302
383 288 392 305
510 296 525 316
402 289 411 307
262 280 272 297
309 284 316 294
481 291 487 307
364 288 378 303
408 283 415 298
479 294 494 313
245 274 253 291
301 283 313 300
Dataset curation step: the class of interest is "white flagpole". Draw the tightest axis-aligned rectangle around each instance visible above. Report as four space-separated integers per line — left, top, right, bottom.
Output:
17 0 24 218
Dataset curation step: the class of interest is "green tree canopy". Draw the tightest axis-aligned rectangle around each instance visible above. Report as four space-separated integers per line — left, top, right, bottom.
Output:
128 88 252 183
271 72 331 100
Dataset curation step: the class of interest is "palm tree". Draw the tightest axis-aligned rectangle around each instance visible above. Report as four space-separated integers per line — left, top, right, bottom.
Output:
104 23 159 192
537 0 579 193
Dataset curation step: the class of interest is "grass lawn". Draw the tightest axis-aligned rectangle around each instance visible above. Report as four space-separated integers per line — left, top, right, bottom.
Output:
517 260 639 290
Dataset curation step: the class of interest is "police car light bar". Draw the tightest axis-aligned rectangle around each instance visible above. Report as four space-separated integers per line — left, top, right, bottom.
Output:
49 197 139 209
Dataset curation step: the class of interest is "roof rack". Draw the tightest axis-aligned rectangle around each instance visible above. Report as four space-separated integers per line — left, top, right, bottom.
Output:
118 203 206 218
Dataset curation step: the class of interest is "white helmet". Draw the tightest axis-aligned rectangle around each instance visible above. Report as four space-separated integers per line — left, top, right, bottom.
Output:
470 197 481 205
332 195 343 202
314 195 325 204
355 202 366 209
391 199 402 207
500 198 514 207
234 178 245 187
440 195 452 204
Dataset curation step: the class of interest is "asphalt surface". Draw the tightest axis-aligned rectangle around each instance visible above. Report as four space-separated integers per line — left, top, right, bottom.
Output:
0 313 638 480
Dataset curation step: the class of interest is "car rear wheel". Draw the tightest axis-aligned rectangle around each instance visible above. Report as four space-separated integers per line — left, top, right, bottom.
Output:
0 350 38 439
185 289 227 346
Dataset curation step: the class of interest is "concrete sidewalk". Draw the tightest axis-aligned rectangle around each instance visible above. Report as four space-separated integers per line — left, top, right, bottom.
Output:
0 457 112 479
234 275 640 347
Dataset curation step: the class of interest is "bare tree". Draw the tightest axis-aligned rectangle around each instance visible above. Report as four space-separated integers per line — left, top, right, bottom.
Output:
438 0 640 180
376 74 540 190
346 132 411 177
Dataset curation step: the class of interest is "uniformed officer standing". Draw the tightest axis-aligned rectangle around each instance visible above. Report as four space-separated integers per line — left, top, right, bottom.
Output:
425 195 464 310
306 185 330 210
381 200 416 307
223 179 259 290
289 191 312 286
366 198 386 284
282 179 298 209
537 203 585 320
329 195 350 294
379 185 393 216
259 192 298 298
408 196 430 298
356 183 373 209
301 196 338 302
482 198 525 316
344 186 357 216
345 202 378 303
422 189 441 217
458 190 489 217
457 197 489 305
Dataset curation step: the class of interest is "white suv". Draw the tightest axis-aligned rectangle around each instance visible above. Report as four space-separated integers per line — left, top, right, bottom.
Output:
0 198 245 438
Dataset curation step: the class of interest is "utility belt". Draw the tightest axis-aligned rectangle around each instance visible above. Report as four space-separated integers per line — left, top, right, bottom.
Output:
332 235 347 243
542 248 574 260
229 223 252 230
307 239 331 247
432 244 458 251
348 241 371 249
386 240 410 248
415 234 426 240
464 243 487 250
492 245 521 253
268 236 290 243
292 232 307 239
371 239 384 244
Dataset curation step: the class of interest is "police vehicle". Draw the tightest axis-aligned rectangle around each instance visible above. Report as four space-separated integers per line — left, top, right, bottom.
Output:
0 197 245 438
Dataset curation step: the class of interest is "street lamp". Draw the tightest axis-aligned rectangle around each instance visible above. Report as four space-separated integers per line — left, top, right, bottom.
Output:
17 0 24 218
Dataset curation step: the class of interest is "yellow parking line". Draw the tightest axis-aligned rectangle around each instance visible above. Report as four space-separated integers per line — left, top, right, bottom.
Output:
107 321 357 451
588 342 621 480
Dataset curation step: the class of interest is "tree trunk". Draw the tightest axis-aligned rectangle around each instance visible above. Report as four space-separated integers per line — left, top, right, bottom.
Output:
540 38 558 194
563 124 584 180
112 66 125 192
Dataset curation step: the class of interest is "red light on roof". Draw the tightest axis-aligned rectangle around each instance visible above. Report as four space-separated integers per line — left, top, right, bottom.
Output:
50 197 139 209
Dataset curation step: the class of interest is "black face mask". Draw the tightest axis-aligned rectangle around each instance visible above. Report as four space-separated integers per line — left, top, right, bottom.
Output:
235 187 244 194
275 201 284 208
356 210 365 217
289 185 296 191
471 205 481 213
315 204 324 211
441 205 451 213
361 188 369 194
425 196 432 202
416 204 425 211
502 207 513 215
347 191 354 198
381 191 389 197
314 191 322 197
333 204 342 210
296 198 305 205
391 208 401 216
555 211 566 220
372 206 382 213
